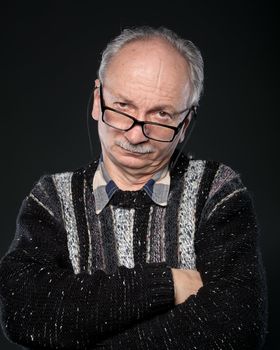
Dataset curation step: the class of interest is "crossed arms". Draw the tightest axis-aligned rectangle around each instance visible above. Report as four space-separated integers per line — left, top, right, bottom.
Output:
0 176 267 349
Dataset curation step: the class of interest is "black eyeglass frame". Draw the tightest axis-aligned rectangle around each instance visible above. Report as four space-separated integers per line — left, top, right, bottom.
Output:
99 84 197 143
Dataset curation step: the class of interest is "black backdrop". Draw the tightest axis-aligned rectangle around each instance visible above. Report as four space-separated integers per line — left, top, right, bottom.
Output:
0 1 278 349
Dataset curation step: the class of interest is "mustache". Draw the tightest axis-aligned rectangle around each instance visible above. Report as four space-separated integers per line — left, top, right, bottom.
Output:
116 140 155 154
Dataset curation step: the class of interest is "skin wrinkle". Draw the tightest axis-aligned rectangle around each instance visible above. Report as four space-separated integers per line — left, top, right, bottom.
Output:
103 83 180 119
112 40 189 96
154 57 163 94
108 44 189 110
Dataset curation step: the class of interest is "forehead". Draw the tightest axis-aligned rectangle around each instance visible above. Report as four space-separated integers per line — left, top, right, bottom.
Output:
103 39 191 105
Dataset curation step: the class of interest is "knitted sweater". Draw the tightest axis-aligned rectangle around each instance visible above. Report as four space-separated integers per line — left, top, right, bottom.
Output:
0 153 267 349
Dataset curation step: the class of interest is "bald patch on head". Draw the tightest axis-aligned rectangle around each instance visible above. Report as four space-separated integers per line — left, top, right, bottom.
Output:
103 38 191 109
107 39 189 81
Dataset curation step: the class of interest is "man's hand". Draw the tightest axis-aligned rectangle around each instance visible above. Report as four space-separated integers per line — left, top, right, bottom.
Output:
171 268 203 305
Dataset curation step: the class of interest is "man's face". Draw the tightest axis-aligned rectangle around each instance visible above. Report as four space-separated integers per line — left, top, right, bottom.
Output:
92 39 192 176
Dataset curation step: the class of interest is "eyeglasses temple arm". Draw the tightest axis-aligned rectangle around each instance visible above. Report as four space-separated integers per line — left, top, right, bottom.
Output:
169 108 197 171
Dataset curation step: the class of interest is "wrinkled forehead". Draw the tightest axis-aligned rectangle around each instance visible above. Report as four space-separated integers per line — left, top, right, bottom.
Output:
103 39 191 105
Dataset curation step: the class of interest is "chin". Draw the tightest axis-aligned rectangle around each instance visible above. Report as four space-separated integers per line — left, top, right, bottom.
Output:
115 153 151 170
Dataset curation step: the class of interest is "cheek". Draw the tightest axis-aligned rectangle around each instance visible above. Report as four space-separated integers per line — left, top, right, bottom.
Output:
98 121 121 146
160 138 181 158
98 120 110 139
97 121 109 148
151 140 178 157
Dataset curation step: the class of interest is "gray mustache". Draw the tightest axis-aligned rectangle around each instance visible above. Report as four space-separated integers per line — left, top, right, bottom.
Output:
116 140 154 154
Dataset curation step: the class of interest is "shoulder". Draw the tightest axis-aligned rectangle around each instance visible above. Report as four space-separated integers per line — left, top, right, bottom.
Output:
193 159 244 195
189 159 254 223
172 152 252 208
29 159 99 197
173 152 243 189
174 157 258 234
188 157 247 200
24 159 99 219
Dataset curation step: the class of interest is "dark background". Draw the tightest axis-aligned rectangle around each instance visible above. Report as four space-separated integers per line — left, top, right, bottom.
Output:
0 1 278 349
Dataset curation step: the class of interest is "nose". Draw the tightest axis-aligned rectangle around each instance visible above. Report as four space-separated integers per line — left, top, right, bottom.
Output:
125 116 149 145
124 121 149 144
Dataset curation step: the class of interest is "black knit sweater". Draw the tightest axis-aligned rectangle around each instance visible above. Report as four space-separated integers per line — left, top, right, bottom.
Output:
0 154 267 349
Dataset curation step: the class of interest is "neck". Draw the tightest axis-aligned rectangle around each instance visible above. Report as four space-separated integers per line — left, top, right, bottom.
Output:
102 156 169 191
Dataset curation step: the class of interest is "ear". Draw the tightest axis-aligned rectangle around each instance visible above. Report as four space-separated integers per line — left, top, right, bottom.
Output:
92 79 101 121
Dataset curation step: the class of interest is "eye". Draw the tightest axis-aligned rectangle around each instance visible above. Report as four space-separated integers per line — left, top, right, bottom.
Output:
157 111 172 119
116 102 128 109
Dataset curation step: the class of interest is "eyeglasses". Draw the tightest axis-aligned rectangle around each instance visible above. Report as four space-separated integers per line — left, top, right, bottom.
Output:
99 85 197 142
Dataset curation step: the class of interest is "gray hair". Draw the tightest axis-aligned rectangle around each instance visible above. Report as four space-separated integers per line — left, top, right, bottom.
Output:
98 26 204 106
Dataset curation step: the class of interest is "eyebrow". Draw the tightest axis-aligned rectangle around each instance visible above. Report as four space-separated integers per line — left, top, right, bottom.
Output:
112 92 180 114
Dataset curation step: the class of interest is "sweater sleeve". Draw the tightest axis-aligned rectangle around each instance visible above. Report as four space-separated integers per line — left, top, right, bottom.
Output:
0 175 175 349
95 175 268 349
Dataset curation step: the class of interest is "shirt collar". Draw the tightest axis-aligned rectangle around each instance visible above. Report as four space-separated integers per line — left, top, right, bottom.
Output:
92 156 170 214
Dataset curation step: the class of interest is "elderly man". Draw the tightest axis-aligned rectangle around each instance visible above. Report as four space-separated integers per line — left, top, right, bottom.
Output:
0 26 267 349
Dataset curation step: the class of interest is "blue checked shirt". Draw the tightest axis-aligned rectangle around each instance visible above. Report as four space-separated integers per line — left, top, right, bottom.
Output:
92 158 171 214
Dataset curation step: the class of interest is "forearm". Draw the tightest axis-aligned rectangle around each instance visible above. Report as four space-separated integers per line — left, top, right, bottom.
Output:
95 253 267 349
0 194 175 349
0 254 174 348
94 188 268 349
